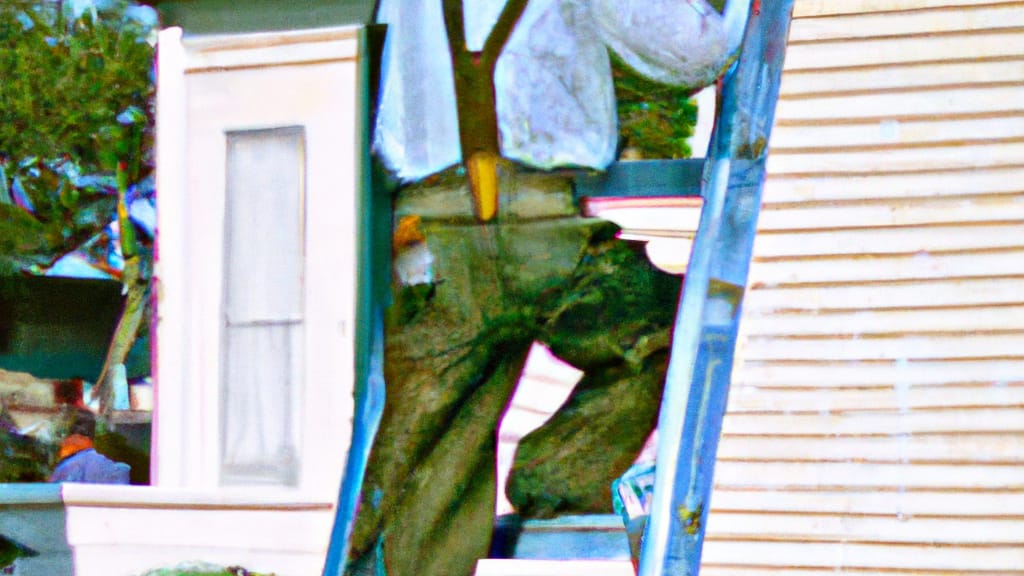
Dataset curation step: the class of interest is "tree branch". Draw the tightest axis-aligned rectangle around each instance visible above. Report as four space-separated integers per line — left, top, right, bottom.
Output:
95 255 148 419
481 0 529 68
441 0 467 57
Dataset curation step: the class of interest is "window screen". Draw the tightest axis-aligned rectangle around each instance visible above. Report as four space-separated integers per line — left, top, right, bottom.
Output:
221 127 306 485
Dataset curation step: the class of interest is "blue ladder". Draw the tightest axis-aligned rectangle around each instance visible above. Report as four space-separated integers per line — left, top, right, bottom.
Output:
577 2 795 573
638 3 794 574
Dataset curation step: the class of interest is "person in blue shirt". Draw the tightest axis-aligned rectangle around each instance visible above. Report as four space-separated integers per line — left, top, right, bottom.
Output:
49 408 129 485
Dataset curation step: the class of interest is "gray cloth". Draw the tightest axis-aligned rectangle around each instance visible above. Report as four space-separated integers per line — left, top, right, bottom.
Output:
50 448 130 484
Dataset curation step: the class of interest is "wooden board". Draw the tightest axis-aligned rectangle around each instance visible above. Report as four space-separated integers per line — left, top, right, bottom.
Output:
774 86 1024 124
780 59 1024 98
794 0 1022 18
475 560 634 576
752 224 1024 258
750 250 1024 285
705 513 1024 544
726 384 1024 413
790 2 1024 41
784 30 1024 71
764 166 1024 203
741 305 1024 336
702 568 1024 576
768 140 1024 175
712 460 1024 488
741 333 1024 361
734 359 1024 387
719 405 1024 436
717 433 1024 463
700 541 1024 572
709 488 1024 516
771 114 1024 150
757 197 1024 232
744 277 1024 311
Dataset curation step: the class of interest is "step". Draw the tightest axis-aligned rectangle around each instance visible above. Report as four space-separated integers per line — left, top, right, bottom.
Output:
476 559 635 576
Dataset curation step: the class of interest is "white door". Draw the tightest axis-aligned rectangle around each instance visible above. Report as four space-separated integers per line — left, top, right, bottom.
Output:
156 26 361 495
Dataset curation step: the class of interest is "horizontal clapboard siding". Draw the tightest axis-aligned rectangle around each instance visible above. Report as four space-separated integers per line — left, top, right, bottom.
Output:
777 84 1024 122
768 140 1024 173
784 31 1024 71
765 165 1024 202
714 1 1024 573
725 384 1024 413
790 3 1024 41
701 568 1024 576
737 359 1023 387
707 513 1024 543
702 542 1023 572
794 0 1023 18
721 409 1024 436
774 116 1024 153
781 59 1024 99
717 433 1024 463
710 489 1024 516
742 334 1024 361
742 305 1024 336
753 225 1024 257
746 277 1024 310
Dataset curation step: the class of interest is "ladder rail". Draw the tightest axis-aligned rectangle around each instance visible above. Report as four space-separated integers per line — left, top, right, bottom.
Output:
639 3 796 575
323 25 391 576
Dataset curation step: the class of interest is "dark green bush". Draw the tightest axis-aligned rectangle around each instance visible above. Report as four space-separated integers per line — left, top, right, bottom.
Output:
0 0 154 273
612 51 700 160
0 1 154 173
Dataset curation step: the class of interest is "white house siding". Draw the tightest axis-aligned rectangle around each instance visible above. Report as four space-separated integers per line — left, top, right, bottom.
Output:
706 0 1024 573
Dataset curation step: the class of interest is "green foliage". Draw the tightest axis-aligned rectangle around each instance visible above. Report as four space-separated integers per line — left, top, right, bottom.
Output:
611 52 700 160
0 421 54 482
0 1 154 273
0 204 50 274
0 1 154 173
603 0 726 160
95 426 151 484
140 565 275 576
0 535 38 570
606 0 723 160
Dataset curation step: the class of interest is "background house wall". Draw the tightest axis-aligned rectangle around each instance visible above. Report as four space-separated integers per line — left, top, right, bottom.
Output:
703 0 1024 572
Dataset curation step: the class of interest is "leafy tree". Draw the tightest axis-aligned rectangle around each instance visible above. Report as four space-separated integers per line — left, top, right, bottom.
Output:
0 1 153 167
0 0 154 273
0 408 53 482
611 52 700 159
0 0 155 416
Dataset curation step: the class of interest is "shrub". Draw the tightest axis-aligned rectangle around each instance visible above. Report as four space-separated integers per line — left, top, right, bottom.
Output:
0 0 155 273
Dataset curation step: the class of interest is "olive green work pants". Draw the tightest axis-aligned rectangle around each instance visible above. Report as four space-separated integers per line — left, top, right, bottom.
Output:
348 176 680 576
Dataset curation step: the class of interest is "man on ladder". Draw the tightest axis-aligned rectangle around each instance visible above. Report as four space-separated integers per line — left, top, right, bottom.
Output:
325 2 795 575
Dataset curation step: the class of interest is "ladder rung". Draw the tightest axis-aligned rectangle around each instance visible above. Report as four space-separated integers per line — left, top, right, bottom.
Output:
574 159 705 200
498 514 631 561
476 559 635 576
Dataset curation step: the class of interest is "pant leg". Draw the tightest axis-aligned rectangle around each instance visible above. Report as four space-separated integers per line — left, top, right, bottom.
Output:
379 348 531 576
348 199 609 575
508 237 681 518
348 222 532 574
